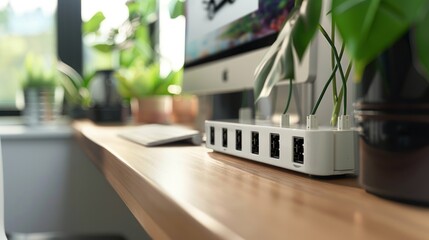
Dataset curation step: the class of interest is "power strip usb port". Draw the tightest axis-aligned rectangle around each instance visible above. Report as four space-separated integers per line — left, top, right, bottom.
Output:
270 133 280 159
293 137 304 164
251 131 259 154
235 130 242 151
222 128 228 147
210 126 215 145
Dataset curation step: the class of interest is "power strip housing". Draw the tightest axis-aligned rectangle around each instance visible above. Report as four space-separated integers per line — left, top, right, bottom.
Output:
205 120 358 176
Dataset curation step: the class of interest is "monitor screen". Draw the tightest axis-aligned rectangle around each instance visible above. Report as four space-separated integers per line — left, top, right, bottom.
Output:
183 0 316 94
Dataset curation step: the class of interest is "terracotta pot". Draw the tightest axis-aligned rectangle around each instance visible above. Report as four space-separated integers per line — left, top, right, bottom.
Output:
131 96 173 124
172 95 198 125
355 32 429 204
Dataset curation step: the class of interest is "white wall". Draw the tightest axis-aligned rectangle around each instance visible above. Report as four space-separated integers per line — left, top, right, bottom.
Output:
1 125 149 240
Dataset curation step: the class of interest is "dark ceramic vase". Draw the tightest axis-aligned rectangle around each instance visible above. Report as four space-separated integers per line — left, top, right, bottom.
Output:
89 70 124 123
355 32 429 204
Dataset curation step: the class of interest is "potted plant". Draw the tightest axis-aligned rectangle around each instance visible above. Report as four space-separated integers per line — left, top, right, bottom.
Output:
21 53 64 125
57 61 93 119
115 61 183 124
83 0 157 67
81 1 144 123
333 0 429 204
84 0 188 124
59 61 125 123
254 0 429 204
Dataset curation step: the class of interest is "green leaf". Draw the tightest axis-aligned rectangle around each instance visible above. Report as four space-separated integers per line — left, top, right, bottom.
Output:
119 48 136 67
292 0 322 61
254 11 297 102
57 61 82 88
281 44 295 80
82 71 96 88
115 71 134 99
134 41 153 63
415 6 429 80
93 43 115 53
137 0 157 21
254 57 275 101
127 2 139 16
169 0 185 19
154 69 183 95
131 26 153 63
254 0 321 102
332 0 427 78
142 63 160 93
83 12 105 35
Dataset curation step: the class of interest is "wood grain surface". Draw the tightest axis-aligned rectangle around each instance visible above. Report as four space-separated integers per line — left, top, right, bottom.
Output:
74 121 429 240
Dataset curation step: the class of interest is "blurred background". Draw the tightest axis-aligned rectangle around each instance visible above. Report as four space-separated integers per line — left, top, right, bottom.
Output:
0 0 188 125
0 1 187 239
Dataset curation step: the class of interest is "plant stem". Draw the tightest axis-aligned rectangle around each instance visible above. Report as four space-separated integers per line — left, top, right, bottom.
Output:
311 29 346 117
283 77 293 114
319 24 348 115
311 64 339 115
331 19 337 103
331 61 353 126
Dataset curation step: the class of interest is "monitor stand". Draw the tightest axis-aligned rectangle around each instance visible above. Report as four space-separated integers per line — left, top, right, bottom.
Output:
212 90 254 120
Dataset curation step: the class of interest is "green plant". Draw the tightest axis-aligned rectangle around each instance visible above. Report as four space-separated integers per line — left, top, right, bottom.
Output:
169 0 185 19
57 61 93 108
84 0 183 98
83 0 156 67
22 53 59 89
115 61 182 99
254 0 429 125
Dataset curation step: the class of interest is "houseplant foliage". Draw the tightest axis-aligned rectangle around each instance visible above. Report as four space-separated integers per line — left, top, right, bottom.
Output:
57 61 92 111
115 61 182 99
254 0 429 203
112 0 182 124
22 53 59 89
22 53 63 125
254 0 322 102
84 0 182 100
169 0 185 19
334 0 429 204
83 0 156 67
331 0 429 78
83 0 187 123
254 0 429 123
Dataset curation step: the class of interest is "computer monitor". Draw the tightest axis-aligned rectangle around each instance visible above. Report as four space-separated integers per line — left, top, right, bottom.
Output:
182 0 317 95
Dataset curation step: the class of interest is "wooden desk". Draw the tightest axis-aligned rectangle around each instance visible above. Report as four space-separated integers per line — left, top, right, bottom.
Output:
74 121 429 240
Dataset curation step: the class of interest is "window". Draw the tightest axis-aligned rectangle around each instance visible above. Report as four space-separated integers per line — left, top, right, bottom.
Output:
81 0 128 73
159 0 185 76
0 0 57 111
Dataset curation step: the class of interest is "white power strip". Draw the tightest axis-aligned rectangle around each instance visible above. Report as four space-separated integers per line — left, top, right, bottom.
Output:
205 119 358 176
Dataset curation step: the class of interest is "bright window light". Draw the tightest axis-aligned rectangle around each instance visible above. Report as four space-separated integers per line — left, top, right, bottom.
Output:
159 0 185 76
81 0 128 72
81 0 128 34
0 0 56 109
9 0 56 15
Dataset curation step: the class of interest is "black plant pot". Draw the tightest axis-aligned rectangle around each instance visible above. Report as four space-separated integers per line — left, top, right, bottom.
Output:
355 32 429 204
67 105 89 119
89 69 125 123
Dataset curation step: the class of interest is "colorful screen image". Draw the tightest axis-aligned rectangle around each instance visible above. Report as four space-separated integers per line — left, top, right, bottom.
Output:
185 0 293 66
